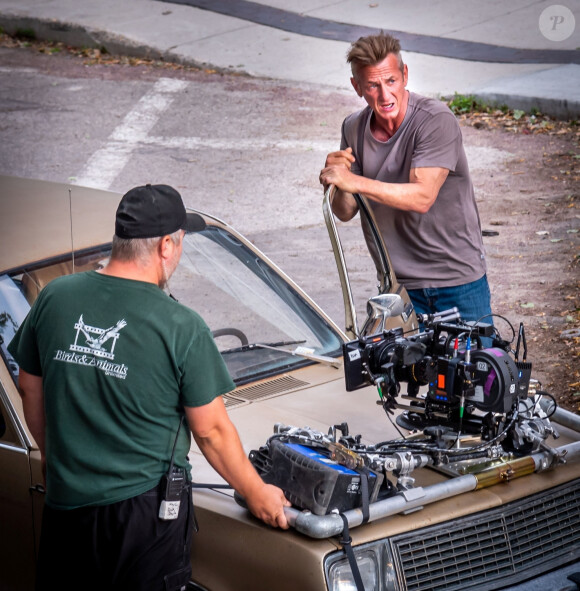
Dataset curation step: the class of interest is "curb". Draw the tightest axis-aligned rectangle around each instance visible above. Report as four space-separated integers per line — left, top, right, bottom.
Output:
0 14 199 67
0 14 288 78
474 91 579 121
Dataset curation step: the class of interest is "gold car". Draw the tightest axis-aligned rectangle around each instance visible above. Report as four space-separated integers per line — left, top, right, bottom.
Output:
1 175 579 591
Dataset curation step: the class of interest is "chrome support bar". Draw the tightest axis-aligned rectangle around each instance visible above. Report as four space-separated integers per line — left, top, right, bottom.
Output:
284 440 580 539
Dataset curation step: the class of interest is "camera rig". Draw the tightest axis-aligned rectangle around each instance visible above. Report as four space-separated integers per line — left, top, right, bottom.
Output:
343 307 531 436
249 306 565 517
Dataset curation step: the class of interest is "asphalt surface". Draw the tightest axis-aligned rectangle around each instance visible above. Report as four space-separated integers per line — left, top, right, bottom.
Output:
0 0 579 118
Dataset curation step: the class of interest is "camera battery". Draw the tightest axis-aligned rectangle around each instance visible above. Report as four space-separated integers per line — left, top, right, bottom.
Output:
261 439 381 516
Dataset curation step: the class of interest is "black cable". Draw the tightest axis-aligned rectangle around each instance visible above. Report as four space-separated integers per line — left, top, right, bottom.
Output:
377 380 407 439
266 395 521 465
469 313 516 347
167 416 184 474
367 402 520 457
535 390 558 418
445 407 520 455
385 409 408 439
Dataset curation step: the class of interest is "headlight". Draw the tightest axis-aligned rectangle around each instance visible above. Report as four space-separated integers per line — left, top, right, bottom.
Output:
324 542 399 591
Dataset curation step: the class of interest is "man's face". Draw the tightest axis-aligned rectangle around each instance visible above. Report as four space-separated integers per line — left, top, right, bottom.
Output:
351 54 409 133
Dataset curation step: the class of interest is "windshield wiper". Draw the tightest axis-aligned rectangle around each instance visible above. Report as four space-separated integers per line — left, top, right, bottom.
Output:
221 339 342 369
220 339 306 355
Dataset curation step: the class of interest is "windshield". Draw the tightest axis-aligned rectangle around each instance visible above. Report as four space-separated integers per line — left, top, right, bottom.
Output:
1 225 342 384
171 227 342 381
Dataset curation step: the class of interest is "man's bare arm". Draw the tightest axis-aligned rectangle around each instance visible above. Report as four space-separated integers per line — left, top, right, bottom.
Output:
185 397 290 529
320 164 449 214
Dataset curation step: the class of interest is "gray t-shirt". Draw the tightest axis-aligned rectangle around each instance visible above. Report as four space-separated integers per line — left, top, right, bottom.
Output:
340 92 486 289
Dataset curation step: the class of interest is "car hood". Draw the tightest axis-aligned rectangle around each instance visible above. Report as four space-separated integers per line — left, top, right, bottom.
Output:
187 361 580 547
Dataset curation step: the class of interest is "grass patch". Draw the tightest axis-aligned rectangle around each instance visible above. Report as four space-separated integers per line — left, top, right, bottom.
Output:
443 93 578 141
14 27 37 40
446 93 495 115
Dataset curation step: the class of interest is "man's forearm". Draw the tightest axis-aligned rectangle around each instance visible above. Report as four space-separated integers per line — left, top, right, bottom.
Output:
330 188 359 221
186 399 290 528
348 175 437 214
192 417 264 498
323 166 448 214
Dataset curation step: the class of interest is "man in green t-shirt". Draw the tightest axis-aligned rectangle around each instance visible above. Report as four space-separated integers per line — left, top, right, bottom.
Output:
9 184 290 590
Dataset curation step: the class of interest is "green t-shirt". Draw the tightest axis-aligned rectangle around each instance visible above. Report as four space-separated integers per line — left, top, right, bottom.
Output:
8 271 235 509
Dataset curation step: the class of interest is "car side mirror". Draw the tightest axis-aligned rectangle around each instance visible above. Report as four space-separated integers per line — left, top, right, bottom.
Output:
363 294 406 335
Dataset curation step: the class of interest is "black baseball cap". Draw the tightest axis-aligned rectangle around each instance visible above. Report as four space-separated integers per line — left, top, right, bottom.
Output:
115 184 205 239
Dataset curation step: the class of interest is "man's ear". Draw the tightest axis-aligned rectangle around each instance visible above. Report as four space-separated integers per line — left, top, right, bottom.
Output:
350 76 363 97
403 63 408 87
158 235 173 261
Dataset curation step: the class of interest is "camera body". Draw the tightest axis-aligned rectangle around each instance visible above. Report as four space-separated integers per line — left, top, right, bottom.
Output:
343 315 525 432
344 327 434 394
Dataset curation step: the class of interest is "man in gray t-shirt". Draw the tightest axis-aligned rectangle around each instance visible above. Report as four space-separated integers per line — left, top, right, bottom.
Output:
320 32 492 325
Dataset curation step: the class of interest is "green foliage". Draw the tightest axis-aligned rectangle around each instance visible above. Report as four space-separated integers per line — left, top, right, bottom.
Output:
446 93 491 114
14 27 36 40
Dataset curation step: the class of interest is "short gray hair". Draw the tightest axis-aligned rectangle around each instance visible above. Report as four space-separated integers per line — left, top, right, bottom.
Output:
111 230 182 265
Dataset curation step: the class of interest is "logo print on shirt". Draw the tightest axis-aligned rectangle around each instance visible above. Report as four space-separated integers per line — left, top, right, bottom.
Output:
70 314 127 360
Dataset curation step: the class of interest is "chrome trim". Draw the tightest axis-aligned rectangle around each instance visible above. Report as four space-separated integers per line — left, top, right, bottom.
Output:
0 380 32 450
0 441 28 454
322 185 358 339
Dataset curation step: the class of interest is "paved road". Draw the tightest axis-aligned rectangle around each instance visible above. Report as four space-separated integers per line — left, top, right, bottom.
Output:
0 0 579 117
0 45 523 327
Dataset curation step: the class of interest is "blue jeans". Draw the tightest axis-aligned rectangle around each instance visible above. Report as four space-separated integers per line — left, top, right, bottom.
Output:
407 275 494 347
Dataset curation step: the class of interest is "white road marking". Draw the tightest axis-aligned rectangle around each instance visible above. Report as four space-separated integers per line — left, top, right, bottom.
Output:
0 67 38 73
74 76 336 190
141 135 337 153
74 78 189 189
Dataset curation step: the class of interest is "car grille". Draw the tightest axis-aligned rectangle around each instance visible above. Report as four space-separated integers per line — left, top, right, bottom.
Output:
390 478 580 591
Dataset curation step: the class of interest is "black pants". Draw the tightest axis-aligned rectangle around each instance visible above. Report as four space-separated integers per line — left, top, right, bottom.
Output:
35 483 193 591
